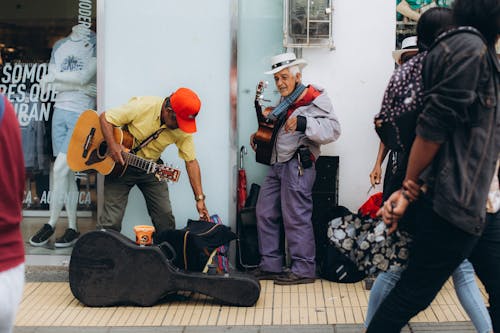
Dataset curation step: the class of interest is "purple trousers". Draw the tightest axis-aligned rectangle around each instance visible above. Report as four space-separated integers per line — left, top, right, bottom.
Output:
256 158 316 278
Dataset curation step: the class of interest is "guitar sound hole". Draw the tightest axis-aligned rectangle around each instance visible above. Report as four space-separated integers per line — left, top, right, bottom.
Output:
98 142 108 159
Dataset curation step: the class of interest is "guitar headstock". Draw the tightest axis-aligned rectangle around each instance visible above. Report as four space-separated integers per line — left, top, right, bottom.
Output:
155 165 181 183
255 81 268 106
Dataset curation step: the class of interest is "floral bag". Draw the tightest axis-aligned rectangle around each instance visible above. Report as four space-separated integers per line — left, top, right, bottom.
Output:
327 213 412 276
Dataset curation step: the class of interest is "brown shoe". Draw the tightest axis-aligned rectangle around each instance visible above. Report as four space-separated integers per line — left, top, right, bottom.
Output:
251 268 284 280
274 272 315 285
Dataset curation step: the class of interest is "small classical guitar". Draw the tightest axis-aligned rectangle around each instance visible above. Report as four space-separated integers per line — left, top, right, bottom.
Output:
67 110 180 182
253 81 276 165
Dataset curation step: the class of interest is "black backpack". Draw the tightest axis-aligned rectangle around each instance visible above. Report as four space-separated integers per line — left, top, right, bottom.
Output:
154 219 237 273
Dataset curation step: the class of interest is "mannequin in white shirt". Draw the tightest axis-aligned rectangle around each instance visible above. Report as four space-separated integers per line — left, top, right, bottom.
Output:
30 24 96 248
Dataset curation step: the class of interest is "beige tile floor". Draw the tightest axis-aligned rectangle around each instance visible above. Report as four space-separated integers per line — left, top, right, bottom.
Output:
16 277 484 327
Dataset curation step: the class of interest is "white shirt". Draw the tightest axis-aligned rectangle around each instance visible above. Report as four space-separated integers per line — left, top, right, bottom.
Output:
49 34 96 112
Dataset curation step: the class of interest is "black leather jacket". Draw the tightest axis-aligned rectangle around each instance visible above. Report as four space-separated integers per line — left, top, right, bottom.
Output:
418 27 500 235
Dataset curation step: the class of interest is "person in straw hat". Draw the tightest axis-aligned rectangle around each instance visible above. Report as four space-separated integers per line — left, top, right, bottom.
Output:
392 35 418 65
249 52 341 285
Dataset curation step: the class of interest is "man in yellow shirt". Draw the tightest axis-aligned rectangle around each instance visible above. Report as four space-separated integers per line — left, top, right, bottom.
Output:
97 87 209 233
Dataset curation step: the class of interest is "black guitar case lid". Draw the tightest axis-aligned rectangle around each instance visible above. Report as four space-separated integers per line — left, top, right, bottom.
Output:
69 229 261 307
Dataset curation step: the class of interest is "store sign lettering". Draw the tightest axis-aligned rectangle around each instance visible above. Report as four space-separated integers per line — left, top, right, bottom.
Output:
24 190 92 206
77 0 93 41
78 0 93 30
0 63 56 124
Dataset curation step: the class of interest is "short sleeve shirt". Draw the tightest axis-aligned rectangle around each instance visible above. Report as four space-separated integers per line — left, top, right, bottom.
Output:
396 0 433 20
396 0 432 10
104 96 196 161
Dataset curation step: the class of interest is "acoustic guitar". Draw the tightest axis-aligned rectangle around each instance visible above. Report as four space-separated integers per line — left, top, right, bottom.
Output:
69 229 261 307
67 110 180 182
253 81 276 165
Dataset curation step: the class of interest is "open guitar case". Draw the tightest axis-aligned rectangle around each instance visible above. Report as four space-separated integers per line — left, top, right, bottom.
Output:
69 229 261 307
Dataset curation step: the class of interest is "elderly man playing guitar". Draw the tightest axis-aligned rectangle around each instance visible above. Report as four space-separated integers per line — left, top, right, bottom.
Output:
97 87 209 234
250 52 341 285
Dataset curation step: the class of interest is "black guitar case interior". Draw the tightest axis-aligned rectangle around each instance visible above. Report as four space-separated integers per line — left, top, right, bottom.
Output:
69 229 261 307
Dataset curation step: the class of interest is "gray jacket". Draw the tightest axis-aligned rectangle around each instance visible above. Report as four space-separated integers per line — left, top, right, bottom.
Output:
272 85 341 164
418 28 500 235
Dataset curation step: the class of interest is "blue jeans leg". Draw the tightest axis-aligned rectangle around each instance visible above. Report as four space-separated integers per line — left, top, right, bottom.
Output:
452 259 492 333
470 211 500 332
364 269 402 328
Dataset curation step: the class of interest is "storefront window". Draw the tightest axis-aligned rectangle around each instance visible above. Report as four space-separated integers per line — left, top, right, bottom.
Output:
0 0 97 255
395 0 453 48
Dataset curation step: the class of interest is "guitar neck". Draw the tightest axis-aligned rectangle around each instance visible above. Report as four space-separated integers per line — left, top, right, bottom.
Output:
122 151 157 174
255 81 270 123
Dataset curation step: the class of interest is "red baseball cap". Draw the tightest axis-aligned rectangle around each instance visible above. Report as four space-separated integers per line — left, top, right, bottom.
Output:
170 87 201 133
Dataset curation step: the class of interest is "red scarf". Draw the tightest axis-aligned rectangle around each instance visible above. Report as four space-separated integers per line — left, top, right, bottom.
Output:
286 85 320 118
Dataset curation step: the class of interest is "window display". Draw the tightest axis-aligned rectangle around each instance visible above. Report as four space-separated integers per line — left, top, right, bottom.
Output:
396 0 453 48
0 0 97 254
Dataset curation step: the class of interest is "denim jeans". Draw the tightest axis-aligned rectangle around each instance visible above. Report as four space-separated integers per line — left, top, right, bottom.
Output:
366 199 480 333
470 211 500 332
51 107 81 156
365 259 492 332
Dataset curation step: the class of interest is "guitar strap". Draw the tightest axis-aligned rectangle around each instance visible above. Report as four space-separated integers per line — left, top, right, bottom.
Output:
130 127 165 154
268 83 307 120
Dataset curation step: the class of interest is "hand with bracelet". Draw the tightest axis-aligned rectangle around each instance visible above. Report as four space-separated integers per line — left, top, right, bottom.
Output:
195 194 209 221
402 179 421 202
377 179 420 234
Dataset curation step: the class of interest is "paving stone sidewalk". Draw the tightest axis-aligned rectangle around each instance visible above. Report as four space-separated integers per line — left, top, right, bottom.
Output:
15 322 475 333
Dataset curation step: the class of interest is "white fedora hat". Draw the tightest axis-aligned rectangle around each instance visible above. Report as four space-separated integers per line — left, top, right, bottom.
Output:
392 36 418 64
265 52 307 75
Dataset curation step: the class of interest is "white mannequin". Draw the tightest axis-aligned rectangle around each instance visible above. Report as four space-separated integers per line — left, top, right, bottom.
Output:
30 25 96 247
49 153 78 231
40 25 97 94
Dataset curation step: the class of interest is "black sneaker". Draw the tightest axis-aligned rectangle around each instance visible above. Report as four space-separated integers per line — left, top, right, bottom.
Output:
29 224 55 247
55 228 80 248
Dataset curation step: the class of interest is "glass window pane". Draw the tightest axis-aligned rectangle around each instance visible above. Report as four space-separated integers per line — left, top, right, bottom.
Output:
0 0 97 255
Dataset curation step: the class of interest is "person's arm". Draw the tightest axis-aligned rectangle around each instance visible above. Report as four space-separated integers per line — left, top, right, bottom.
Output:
396 0 420 21
250 132 257 151
404 136 441 189
185 158 209 221
378 136 441 234
293 96 341 144
370 141 389 186
99 112 125 165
